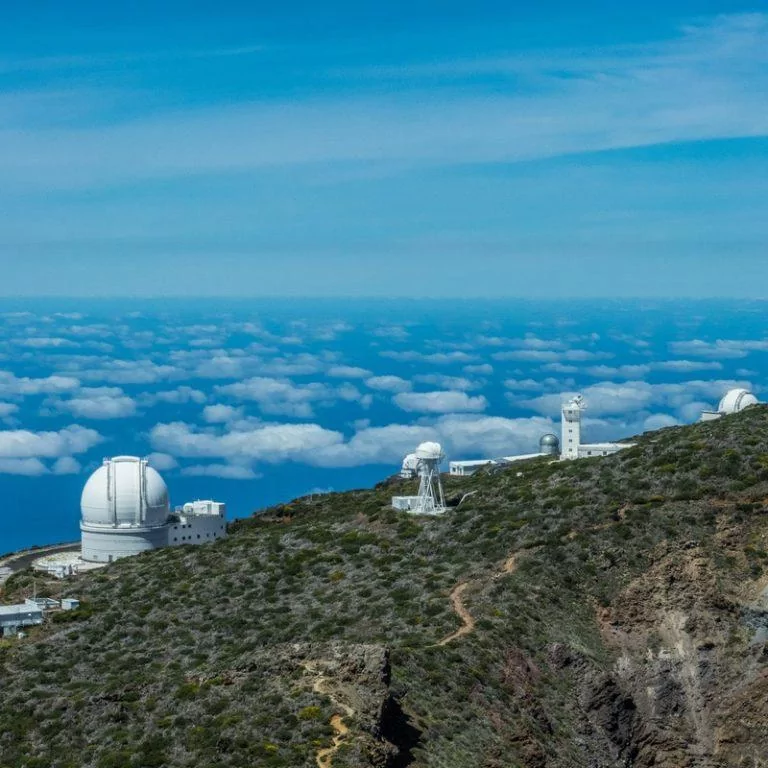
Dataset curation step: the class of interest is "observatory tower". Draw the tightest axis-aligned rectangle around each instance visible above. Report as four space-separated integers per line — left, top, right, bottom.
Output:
561 395 585 460
414 442 446 515
701 387 759 421
392 441 447 515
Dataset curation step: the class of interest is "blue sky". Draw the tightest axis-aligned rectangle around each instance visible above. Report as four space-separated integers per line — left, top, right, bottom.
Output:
1 2 767 296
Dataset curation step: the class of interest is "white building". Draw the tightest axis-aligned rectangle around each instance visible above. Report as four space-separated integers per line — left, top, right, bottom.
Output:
700 387 759 422
80 456 226 564
0 601 44 636
449 434 561 476
560 395 632 460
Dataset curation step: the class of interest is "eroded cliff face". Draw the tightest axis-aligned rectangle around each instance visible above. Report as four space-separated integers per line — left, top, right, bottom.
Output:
558 515 768 768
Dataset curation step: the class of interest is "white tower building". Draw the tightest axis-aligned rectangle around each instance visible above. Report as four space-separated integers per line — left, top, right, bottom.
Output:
561 395 585 460
414 441 446 515
392 442 448 514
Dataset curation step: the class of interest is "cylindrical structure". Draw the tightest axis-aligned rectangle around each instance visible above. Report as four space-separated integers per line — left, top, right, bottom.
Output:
80 526 169 562
80 456 170 563
539 433 560 456
561 396 583 460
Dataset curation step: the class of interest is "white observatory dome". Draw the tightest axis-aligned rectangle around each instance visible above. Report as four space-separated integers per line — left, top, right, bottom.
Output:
81 456 170 528
718 388 758 415
415 441 444 461
402 453 419 471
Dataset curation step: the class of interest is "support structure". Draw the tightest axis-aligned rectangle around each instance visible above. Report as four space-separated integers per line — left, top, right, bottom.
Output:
392 442 447 515
413 442 446 515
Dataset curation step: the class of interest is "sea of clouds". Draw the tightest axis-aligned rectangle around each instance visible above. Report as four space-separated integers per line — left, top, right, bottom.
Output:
0 298 765 550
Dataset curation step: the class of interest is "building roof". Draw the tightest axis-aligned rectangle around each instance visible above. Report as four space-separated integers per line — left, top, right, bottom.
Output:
0 604 43 617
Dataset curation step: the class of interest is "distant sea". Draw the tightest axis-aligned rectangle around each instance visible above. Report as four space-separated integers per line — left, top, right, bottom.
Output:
1 298 765 555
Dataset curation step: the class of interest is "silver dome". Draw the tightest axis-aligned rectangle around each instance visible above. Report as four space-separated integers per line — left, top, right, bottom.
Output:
539 433 560 455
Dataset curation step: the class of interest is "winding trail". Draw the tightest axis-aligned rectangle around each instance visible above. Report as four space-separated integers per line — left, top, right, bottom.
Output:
435 582 475 646
301 549 527 761
302 661 355 768
434 551 523 647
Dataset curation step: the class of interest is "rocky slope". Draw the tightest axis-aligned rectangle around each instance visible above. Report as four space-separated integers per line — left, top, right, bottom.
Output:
2 408 768 767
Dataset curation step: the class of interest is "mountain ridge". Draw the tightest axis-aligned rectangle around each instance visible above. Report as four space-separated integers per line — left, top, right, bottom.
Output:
2 407 768 767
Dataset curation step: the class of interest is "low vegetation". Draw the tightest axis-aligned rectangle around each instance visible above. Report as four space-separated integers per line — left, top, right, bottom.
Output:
2 408 768 766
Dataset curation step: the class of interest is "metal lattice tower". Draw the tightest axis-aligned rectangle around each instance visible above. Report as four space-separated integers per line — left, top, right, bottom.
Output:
414 442 446 515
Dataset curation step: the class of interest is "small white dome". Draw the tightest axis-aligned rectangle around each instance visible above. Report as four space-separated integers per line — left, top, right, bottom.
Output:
81 456 170 528
401 453 419 471
415 441 444 461
718 388 758 415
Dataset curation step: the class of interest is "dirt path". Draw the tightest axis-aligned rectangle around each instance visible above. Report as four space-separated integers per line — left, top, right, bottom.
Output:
435 582 475 646
434 550 523 647
316 715 350 768
302 661 355 768
496 552 520 578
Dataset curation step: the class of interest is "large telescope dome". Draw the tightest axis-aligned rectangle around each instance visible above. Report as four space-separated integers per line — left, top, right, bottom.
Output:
81 456 170 528
718 388 758 415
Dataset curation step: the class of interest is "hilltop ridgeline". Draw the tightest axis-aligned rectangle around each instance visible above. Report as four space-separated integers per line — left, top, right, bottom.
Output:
2 408 768 767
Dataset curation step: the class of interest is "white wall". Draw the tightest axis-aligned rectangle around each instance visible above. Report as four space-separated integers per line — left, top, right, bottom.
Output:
80 524 168 563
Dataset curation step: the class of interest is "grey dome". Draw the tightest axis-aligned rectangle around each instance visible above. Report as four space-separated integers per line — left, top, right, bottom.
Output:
539 433 560 455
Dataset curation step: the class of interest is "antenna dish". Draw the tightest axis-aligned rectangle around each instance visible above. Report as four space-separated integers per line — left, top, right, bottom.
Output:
565 394 586 409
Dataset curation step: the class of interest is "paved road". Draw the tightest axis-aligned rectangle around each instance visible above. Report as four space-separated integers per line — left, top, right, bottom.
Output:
0 543 80 584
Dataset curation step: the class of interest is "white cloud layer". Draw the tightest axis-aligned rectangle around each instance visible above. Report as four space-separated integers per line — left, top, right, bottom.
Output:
180 463 260 480
52 456 81 475
149 413 561 469
365 375 412 393
0 425 102 459
394 390 488 413
59 387 137 419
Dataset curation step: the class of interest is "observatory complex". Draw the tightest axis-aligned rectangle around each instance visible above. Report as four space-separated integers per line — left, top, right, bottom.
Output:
700 387 759 422
447 392 633 478
80 456 226 563
32 455 227 576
